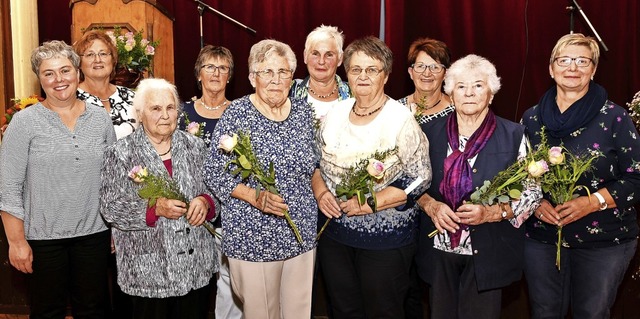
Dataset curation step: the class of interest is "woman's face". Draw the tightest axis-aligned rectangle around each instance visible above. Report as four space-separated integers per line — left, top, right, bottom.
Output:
198 56 231 95
549 44 596 94
79 39 114 80
305 39 341 83
39 57 80 104
451 71 493 117
249 55 293 107
408 51 445 94
140 90 178 140
346 51 388 99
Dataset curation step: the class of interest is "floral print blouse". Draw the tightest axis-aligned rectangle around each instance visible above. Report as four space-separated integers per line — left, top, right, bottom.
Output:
77 86 137 140
204 95 319 262
522 101 640 248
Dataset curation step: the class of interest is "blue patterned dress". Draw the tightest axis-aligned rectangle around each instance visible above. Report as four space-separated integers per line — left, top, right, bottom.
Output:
204 95 318 262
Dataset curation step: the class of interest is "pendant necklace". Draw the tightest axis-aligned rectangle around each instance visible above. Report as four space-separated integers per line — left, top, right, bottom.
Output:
413 93 442 111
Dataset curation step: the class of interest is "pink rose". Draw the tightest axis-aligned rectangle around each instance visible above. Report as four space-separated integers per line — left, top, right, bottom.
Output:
218 133 238 152
527 160 549 177
548 146 564 165
366 159 385 179
187 122 200 135
128 165 148 183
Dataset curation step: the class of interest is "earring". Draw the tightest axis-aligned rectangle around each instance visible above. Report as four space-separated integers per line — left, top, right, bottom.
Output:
591 76 594 81
551 75 554 79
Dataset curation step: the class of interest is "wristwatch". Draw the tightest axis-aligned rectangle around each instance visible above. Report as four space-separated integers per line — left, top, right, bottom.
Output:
593 192 608 211
367 196 377 213
499 202 508 220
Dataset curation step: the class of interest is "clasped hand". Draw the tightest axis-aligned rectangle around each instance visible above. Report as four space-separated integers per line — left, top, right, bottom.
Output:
156 196 209 226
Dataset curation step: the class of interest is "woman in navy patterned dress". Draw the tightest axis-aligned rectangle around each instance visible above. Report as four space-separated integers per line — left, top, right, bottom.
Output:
522 33 640 319
204 39 318 319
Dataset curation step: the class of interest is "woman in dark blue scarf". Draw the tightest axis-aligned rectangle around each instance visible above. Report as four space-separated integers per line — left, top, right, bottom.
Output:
521 33 640 319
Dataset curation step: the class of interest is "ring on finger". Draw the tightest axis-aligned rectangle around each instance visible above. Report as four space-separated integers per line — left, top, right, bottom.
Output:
539 213 544 219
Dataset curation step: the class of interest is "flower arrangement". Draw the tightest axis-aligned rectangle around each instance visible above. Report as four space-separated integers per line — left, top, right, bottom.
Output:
537 135 600 270
627 90 640 131
218 131 303 243
128 165 215 235
106 26 159 72
2 95 44 127
316 148 397 240
182 113 204 138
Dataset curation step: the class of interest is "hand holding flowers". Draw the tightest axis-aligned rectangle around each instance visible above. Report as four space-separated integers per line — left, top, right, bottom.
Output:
218 131 303 243
128 165 215 234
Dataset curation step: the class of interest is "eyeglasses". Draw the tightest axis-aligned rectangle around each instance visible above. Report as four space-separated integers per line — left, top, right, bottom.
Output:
82 52 111 60
253 69 293 80
554 56 593 67
348 67 383 77
411 63 445 74
202 64 231 74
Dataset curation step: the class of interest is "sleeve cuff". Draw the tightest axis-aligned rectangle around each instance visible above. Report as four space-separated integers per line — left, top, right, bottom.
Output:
146 206 159 227
200 194 216 220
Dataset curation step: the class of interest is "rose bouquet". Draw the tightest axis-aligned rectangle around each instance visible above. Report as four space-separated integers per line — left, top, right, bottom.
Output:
538 141 600 270
106 26 159 72
128 165 215 235
316 148 397 240
218 131 302 243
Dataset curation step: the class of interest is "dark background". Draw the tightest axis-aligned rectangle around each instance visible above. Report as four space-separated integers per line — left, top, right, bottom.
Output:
37 0 640 122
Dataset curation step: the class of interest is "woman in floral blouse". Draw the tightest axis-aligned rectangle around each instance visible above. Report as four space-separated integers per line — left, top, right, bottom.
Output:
522 33 640 319
74 30 137 139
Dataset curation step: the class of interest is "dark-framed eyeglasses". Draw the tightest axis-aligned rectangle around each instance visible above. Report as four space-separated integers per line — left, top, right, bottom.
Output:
411 63 445 74
554 56 593 68
202 64 231 74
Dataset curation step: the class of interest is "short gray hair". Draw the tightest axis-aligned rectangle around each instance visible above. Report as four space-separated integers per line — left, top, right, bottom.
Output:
304 25 345 58
343 36 393 74
132 78 181 119
444 54 501 95
248 39 296 73
31 40 81 75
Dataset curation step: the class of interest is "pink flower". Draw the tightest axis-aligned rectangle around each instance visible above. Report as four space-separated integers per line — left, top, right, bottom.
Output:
218 133 238 152
128 165 148 183
593 143 600 149
548 147 564 165
145 45 155 56
187 122 200 135
366 159 386 179
527 160 549 177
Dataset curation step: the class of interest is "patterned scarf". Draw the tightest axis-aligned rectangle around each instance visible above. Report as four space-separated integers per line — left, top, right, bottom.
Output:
439 109 497 248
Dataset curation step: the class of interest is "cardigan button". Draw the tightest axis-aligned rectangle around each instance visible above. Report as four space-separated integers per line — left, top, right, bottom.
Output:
474 249 479 254
472 168 478 173
186 228 191 234
188 248 194 255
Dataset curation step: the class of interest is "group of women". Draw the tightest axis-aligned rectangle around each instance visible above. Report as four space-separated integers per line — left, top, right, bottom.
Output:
0 23 638 319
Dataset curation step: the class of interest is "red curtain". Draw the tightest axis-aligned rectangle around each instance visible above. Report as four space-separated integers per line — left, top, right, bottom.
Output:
38 0 639 121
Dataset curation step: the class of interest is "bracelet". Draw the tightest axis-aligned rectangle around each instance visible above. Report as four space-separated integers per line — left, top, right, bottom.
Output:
316 189 330 201
592 192 608 211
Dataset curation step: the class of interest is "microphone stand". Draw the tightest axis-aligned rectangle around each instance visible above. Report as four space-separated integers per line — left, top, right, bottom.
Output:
566 0 609 51
194 0 257 48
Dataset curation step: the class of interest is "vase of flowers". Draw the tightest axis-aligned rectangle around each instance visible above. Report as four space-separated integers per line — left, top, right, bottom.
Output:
106 26 159 88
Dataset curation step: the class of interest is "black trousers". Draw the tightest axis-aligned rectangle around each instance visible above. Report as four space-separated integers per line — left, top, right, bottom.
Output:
28 230 111 319
129 284 211 319
318 235 416 319
428 248 501 319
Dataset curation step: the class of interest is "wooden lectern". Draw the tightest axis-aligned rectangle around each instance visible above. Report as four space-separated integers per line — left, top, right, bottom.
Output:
69 0 175 83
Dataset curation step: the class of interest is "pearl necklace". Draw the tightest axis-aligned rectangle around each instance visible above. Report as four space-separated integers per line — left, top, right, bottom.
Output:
309 84 337 99
199 99 228 111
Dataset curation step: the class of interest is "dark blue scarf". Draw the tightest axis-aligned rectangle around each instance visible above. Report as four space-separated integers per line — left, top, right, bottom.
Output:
537 81 608 138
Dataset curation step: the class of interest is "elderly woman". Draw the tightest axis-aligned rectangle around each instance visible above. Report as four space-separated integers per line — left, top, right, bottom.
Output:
522 33 640 319
178 45 242 318
0 40 116 317
399 37 454 123
415 54 541 319
290 25 351 120
100 78 217 319
74 29 137 139
312 36 431 318
205 39 318 319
